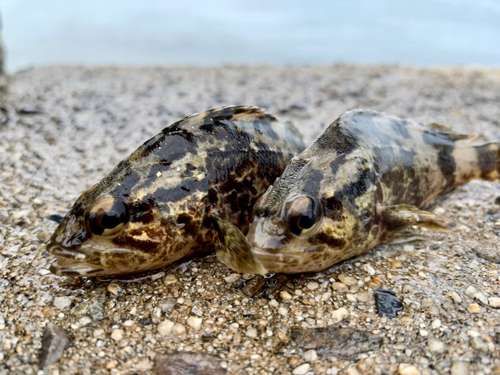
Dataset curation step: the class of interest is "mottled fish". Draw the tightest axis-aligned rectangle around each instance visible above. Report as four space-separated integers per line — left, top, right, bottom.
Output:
48 106 305 276
221 109 498 274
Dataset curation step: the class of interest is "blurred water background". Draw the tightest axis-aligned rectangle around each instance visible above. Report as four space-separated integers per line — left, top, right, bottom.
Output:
2 0 500 72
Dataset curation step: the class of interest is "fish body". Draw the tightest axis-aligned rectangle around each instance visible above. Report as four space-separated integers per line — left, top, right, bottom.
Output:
227 109 499 275
48 106 305 276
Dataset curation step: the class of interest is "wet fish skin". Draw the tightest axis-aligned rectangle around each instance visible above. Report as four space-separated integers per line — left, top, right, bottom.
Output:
47 106 305 277
242 109 499 274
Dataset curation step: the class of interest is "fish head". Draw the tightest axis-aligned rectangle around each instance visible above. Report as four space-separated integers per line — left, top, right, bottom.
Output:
48 162 207 277
247 156 363 274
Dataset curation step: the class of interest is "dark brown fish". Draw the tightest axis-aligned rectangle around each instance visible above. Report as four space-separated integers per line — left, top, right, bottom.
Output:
220 109 498 274
47 106 305 276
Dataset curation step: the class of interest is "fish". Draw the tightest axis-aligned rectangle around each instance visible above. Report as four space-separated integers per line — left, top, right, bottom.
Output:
47 106 305 277
217 109 499 275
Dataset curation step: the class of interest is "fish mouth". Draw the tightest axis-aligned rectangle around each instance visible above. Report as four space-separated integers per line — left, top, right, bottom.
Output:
47 243 136 277
252 244 321 274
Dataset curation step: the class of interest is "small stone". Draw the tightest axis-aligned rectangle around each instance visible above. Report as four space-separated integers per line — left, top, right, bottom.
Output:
280 291 292 301
434 207 446 215
155 352 225 375
292 363 310 375
428 339 445 353
357 291 370 303
374 289 403 318
71 296 106 321
246 327 258 338
302 349 317 361
403 245 414 252
450 292 462 304
39 323 70 368
173 323 187 338
468 303 481 313
464 286 477 298
331 307 348 321
432 319 442 329
338 274 357 286
450 361 469 375
107 282 124 297
306 281 319 290
489 297 500 307
106 360 118 369
224 273 240 284
158 320 175 336
331 282 347 291
242 276 266 297
187 316 202 330
164 274 178 285
346 293 357 302
53 297 72 311
362 264 376 276
470 336 489 352
366 276 383 288
111 329 124 341
419 329 428 337
93 328 105 339
398 363 421 375
269 299 279 307
37 231 50 241
390 261 402 269
346 367 360 375
278 307 288 316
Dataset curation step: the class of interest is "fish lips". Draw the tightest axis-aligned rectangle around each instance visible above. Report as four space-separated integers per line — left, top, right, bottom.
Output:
47 243 136 277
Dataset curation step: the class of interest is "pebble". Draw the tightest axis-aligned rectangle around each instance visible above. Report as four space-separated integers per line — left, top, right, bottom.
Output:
36 231 50 241
242 276 266 297
431 319 441 329
362 264 376 276
53 297 72 311
307 281 319 290
450 361 469 375
269 299 279 307
357 291 370 302
187 316 202 330
292 363 310 375
38 323 70 368
428 339 445 353
331 307 348 321
366 276 384 288
158 320 175 336
374 289 403 318
489 296 500 307
246 327 258 338
450 292 462 303
470 336 489 352
164 274 178 285
302 349 317 361
71 296 106 321
173 323 187 338
467 303 481 313
155 352 225 375
398 364 421 375
107 282 124 297
338 274 357 286
280 290 292 301
278 307 289 316
331 282 347 291
111 329 124 341
224 273 240 283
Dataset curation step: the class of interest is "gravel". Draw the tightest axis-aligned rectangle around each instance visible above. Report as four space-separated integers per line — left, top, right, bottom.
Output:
1 65 500 374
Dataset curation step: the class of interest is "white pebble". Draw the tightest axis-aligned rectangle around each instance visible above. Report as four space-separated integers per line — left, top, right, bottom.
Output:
246 327 258 338
398 363 420 375
173 323 187 338
292 363 310 375
331 307 348 321
450 361 469 375
431 319 441 329
489 297 500 307
362 264 376 276
158 320 175 336
187 316 202 330
428 339 445 353
303 349 317 361
53 297 72 311
269 299 279 308
307 282 319 290
278 307 288 316
111 329 124 341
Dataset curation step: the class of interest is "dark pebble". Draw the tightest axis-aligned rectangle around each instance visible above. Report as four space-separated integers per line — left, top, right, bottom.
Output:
18 105 45 115
495 196 500 205
38 323 70 368
242 276 266 297
48 214 65 224
475 247 500 264
155 352 226 375
374 289 404 318
291 326 382 359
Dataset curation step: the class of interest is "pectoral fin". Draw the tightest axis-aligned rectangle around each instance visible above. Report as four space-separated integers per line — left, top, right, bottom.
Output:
381 204 449 232
212 215 268 275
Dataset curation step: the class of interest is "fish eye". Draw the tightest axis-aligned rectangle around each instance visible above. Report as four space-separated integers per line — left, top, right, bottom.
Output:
88 197 129 237
284 196 323 237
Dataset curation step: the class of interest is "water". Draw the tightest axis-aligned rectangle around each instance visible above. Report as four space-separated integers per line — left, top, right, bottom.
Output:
2 0 500 72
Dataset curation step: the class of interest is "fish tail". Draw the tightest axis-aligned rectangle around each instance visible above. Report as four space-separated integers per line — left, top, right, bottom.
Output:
473 141 500 181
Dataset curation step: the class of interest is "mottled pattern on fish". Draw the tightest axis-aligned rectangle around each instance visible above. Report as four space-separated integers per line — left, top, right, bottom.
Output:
48 106 305 276
240 109 500 274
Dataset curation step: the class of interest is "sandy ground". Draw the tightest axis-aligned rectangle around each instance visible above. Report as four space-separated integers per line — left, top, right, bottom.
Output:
1 65 500 375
